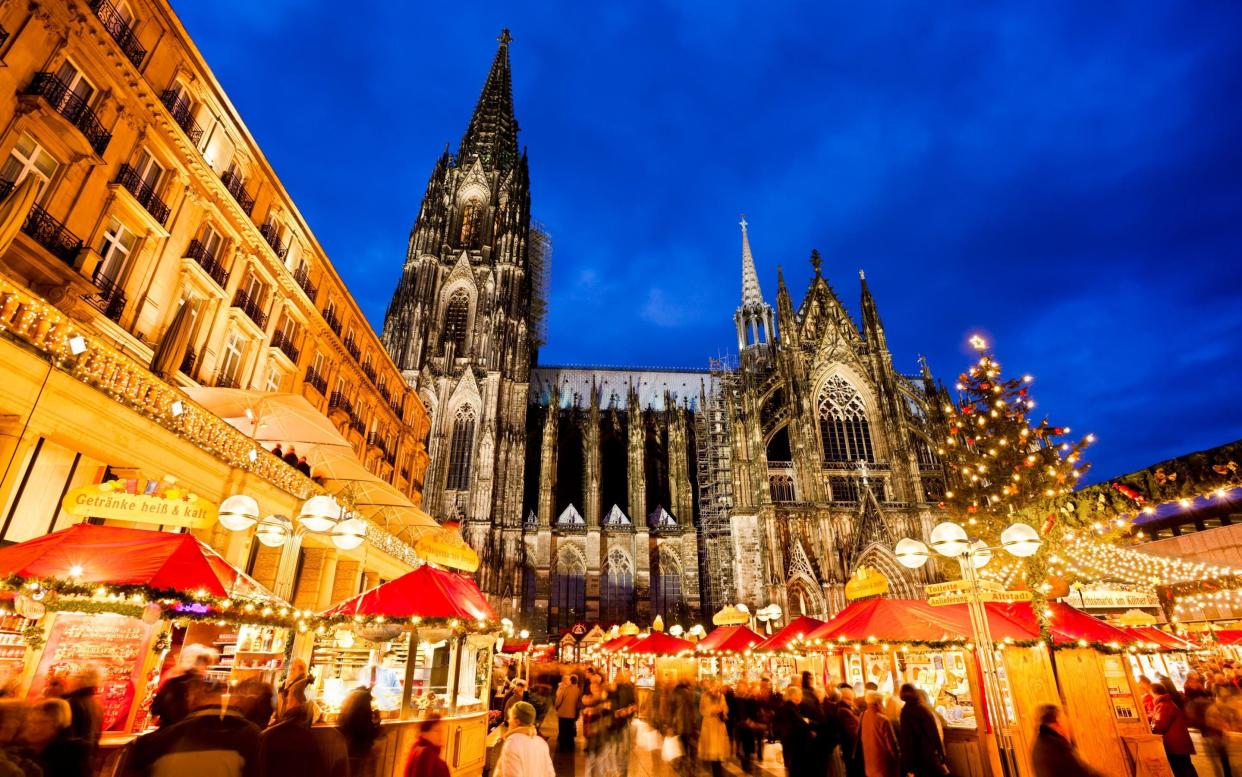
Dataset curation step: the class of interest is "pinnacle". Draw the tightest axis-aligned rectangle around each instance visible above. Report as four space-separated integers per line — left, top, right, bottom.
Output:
459 29 520 170
739 217 768 310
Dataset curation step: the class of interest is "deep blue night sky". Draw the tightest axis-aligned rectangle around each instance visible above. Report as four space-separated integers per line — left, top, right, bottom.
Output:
172 2 1242 483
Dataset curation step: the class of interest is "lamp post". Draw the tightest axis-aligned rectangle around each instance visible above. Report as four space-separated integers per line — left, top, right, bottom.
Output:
895 521 1041 777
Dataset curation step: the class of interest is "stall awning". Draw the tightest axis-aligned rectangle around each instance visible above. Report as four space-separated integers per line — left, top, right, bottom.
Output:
500 639 532 654
319 564 495 623
755 615 825 652
601 634 641 653
804 599 1140 647
1122 626 1196 651
622 632 694 656
697 624 765 654
0 523 278 601
1213 630 1242 647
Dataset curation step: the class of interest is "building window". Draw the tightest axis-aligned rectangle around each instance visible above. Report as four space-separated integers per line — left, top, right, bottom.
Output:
131 148 164 194
550 547 586 632
459 199 483 246
219 330 245 387
1 134 60 199
97 217 136 283
828 476 859 503
440 290 470 356
818 375 875 464
53 59 97 111
264 364 283 392
653 549 683 623
446 405 476 491
914 437 939 470
600 548 634 625
769 474 796 503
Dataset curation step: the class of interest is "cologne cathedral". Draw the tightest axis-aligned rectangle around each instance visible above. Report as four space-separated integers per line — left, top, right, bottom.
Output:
381 32 945 636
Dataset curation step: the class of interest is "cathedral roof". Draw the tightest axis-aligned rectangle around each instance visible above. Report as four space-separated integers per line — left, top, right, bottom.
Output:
530 366 715 412
458 29 520 170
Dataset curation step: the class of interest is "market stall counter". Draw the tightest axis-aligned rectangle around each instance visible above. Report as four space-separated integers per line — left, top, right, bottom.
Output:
313 561 499 777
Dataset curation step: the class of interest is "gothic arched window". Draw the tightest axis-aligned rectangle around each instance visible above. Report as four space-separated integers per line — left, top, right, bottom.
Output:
440 290 470 356
600 548 634 625
769 474 796 503
818 375 876 464
459 199 483 247
446 405 475 491
652 549 683 623
550 546 586 632
913 436 939 470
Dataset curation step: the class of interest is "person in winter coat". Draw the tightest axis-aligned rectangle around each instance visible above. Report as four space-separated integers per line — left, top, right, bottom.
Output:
21 698 90 777
62 665 103 754
495 702 555 777
859 691 899 777
130 677 261 777
667 680 699 777
836 685 864 777
259 694 349 777
553 674 581 754
337 685 383 767
152 644 219 729
404 713 450 777
775 685 812 777
698 682 730 777
1030 704 1106 777
279 659 311 719
897 684 946 777
1150 685 1198 777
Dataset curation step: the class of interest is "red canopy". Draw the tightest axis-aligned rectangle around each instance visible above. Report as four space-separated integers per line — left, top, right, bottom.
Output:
500 639 531 654
1213 630 1242 647
622 632 694 656
755 615 825 652
697 624 765 654
804 599 1139 646
320 564 495 622
0 523 266 599
601 634 641 653
1122 626 1195 651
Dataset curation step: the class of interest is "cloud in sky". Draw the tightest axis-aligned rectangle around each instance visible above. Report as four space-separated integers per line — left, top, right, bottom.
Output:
172 0 1242 482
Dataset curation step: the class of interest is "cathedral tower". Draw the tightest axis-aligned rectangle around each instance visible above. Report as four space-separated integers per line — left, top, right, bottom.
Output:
381 30 538 609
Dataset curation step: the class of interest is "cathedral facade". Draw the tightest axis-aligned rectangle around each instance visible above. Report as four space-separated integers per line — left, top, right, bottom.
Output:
382 33 944 636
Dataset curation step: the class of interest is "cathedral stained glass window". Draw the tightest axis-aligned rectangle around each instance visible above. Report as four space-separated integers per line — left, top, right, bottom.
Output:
653 549 683 622
446 405 475 491
459 199 483 247
818 376 875 464
441 290 470 356
600 548 633 624
551 545 586 632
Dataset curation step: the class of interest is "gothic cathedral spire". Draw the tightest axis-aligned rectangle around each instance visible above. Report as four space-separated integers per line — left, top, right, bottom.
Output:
734 217 775 356
458 29 520 170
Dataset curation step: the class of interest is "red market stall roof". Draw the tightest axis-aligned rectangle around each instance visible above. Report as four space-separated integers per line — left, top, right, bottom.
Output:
0 523 274 600
320 564 495 622
621 632 695 656
500 639 531 654
804 599 1140 647
1213 630 1242 647
601 634 641 653
697 624 765 654
1122 626 1196 651
756 615 826 652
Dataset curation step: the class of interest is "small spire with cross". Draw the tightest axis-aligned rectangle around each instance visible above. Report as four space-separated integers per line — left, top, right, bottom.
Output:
498 28 512 46
810 249 823 276
739 214 748 231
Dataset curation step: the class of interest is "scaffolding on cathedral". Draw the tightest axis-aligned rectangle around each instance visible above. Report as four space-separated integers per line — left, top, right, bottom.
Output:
696 356 738 615
529 219 552 350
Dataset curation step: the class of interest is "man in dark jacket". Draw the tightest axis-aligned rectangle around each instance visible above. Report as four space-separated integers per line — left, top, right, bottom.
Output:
836 685 863 777
775 685 811 777
898 683 946 777
1030 704 1106 777
259 695 349 777
130 677 262 777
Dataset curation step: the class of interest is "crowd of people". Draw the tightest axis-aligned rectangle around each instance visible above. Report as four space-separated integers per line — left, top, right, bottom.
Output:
1140 660 1242 777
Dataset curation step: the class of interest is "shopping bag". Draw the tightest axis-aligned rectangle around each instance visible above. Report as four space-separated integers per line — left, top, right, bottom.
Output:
638 727 662 751
661 734 684 762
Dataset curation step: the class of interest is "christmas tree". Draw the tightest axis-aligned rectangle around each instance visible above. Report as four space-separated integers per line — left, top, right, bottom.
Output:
938 335 1095 555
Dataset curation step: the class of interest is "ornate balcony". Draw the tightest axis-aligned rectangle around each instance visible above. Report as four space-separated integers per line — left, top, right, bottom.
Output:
185 239 229 288
88 269 127 322
270 330 300 363
259 222 288 259
89 0 146 66
389 398 403 418
220 169 255 216
343 334 360 361
361 362 377 383
159 90 203 146
231 289 268 329
304 366 327 394
349 414 365 435
328 391 353 416
0 180 83 264
322 306 342 336
292 264 317 301
114 164 170 225
23 73 111 155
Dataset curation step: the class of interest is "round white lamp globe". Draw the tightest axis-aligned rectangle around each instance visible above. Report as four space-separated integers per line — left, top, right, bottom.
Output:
894 538 931 569
255 514 292 547
929 522 970 558
331 516 367 551
1001 523 1042 558
969 539 992 569
298 495 342 533
218 494 259 532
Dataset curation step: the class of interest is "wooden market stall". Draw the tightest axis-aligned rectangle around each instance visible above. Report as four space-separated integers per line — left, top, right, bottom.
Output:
313 562 498 777
695 624 766 684
0 524 294 762
801 599 1167 777
753 615 825 689
608 630 695 718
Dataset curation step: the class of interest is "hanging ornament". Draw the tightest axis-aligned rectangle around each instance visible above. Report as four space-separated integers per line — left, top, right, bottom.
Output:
1110 483 1145 505
1155 468 1177 486
15 594 45 621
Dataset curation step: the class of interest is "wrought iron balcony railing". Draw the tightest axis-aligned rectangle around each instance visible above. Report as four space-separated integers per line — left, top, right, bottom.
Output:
389 398 403 418
89 0 146 66
231 289 268 329
159 90 203 146
292 264 317 301
89 269 127 322
23 73 111 155
185 239 229 288
322 306 342 336
220 169 255 216
343 334 360 360
361 362 377 383
114 164 170 225
270 330 300 363
0 180 84 265
304 366 327 394
259 222 288 259
328 391 353 415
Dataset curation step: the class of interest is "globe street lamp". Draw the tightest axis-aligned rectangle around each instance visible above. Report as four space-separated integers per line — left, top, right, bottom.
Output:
896 520 1040 777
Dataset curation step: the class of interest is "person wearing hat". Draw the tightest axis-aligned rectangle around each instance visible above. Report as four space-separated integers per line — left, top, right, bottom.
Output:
494 701 554 777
